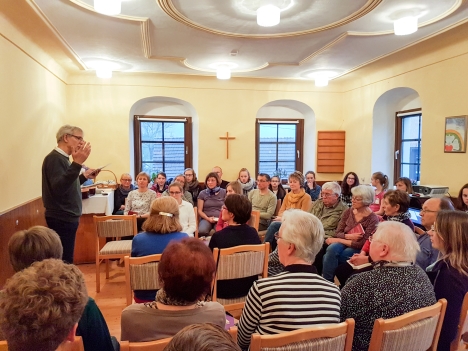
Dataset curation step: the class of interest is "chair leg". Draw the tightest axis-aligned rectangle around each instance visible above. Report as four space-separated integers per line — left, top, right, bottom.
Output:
96 259 101 293
106 259 110 279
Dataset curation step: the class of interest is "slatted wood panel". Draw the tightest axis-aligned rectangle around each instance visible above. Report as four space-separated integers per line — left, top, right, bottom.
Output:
317 131 345 173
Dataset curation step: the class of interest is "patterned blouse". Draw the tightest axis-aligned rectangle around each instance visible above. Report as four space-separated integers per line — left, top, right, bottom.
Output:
124 189 157 215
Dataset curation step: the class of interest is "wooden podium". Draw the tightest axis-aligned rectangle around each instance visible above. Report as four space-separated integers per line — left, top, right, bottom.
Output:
74 191 114 264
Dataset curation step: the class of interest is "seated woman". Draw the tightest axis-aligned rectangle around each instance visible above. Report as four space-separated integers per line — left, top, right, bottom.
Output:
168 182 196 237
113 173 135 214
131 197 189 302
395 176 422 209
215 181 242 231
209 194 261 299
121 238 226 342
197 172 226 236
163 174 194 205
7 226 118 351
340 172 360 207
340 221 437 351
305 171 321 201
334 189 414 286
370 171 389 215
427 210 468 351
237 210 341 350
124 172 157 232
322 185 379 282
237 167 256 195
455 183 468 212
150 171 168 198
185 168 203 204
269 175 286 203
264 171 312 251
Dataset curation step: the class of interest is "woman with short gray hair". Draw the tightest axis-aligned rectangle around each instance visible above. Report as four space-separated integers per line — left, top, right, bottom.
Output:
340 221 436 351
237 209 341 350
321 185 379 282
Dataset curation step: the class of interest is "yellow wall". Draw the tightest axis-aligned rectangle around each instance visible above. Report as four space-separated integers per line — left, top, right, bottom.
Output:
3 13 468 213
0 16 68 213
340 22 468 193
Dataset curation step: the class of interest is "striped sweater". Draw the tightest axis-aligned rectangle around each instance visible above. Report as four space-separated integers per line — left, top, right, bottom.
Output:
237 264 341 350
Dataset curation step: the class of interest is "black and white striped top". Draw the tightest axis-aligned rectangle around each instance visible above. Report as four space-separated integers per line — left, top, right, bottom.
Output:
237 264 341 350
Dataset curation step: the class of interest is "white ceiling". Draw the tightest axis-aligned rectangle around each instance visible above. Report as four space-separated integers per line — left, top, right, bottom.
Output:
24 0 468 81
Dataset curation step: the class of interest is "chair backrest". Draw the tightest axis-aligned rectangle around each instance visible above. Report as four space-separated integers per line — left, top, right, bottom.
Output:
250 319 355 351
248 210 260 231
228 326 238 343
0 336 85 351
125 254 162 306
212 243 269 301
194 206 199 239
274 199 281 216
368 299 447 351
120 337 171 351
451 293 468 351
94 215 137 238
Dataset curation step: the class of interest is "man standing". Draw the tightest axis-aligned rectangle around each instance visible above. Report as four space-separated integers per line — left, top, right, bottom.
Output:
416 197 454 269
42 125 97 263
212 166 229 189
248 173 277 231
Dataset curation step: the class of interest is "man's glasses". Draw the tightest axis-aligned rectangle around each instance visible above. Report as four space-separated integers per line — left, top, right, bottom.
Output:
68 134 83 141
322 193 336 198
169 191 181 195
121 179 132 182
421 209 438 214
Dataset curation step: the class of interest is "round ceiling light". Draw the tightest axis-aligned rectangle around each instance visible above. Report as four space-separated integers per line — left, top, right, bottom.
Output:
209 62 238 80
394 16 418 35
94 0 121 16
257 4 281 27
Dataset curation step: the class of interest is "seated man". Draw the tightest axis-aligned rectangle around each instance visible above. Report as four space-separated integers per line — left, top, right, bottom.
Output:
213 166 229 189
248 173 277 231
268 182 347 276
7 226 118 351
0 259 88 351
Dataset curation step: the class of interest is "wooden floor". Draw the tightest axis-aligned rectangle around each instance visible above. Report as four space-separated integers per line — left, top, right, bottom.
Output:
79 262 243 342
79 262 127 340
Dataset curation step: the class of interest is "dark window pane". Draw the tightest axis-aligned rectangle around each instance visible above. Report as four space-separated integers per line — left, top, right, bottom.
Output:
277 162 296 175
141 122 163 141
259 162 278 176
259 124 277 142
164 143 184 162
142 143 162 162
259 144 277 161
164 163 185 179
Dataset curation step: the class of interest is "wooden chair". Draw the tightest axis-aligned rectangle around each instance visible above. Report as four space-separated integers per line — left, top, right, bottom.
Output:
124 254 162 306
120 338 171 351
274 199 281 216
451 293 468 351
248 210 260 231
368 299 447 351
212 243 269 310
0 336 85 351
94 215 137 293
250 319 355 351
228 326 238 343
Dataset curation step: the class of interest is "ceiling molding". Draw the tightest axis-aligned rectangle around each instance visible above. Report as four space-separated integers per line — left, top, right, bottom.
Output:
183 60 269 73
27 0 87 70
157 0 383 39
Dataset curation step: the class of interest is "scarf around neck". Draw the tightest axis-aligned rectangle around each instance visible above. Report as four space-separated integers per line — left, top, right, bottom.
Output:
187 179 199 191
118 184 134 197
288 188 306 204
208 186 221 195
384 211 411 222
238 178 255 193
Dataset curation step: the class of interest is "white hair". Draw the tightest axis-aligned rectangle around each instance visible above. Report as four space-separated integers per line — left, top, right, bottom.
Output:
322 182 341 196
373 221 420 262
56 125 83 143
351 185 375 206
281 210 324 263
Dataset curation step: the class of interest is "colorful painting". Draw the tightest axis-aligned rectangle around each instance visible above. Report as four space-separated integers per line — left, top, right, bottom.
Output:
445 116 467 153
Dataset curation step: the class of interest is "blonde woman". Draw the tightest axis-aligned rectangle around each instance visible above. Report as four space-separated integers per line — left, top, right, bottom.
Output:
124 172 157 231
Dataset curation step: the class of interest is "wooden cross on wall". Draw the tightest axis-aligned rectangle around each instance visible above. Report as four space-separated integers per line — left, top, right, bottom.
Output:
219 132 236 159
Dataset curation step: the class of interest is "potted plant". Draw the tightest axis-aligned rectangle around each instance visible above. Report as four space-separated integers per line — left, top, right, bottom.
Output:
273 169 289 185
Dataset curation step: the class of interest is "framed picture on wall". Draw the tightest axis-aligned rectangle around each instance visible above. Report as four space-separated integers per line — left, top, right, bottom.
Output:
444 116 467 153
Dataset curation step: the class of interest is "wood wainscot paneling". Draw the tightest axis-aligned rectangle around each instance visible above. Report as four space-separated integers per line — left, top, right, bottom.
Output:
0 197 47 286
75 214 106 265
317 131 345 173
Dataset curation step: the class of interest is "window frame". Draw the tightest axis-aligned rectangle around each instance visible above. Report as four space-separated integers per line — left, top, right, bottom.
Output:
255 118 304 176
133 115 192 177
394 108 422 182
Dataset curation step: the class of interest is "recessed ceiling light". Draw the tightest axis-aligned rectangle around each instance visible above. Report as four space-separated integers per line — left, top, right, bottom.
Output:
209 62 238 80
257 4 280 27
394 16 418 35
94 0 121 16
